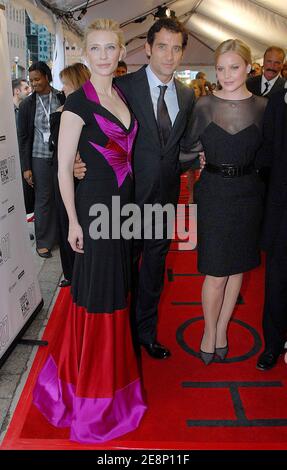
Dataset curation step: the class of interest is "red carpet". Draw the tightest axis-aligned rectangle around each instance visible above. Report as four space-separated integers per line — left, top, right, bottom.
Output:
2 177 287 450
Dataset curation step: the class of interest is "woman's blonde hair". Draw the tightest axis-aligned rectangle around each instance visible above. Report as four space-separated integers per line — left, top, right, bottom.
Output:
215 39 252 65
189 79 203 99
83 18 125 50
190 79 201 88
60 62 91 89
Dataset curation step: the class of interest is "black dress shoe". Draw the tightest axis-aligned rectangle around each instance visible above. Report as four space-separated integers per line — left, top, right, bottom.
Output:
140 342 171 359
59 279 71 288
36 248 52 259
256 350 280 371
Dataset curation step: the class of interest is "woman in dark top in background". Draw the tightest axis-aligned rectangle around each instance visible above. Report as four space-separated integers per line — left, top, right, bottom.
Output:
18 62 64 258
50 63 91 286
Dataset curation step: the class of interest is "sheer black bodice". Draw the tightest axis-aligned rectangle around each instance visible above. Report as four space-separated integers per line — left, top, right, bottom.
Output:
181 94 267 166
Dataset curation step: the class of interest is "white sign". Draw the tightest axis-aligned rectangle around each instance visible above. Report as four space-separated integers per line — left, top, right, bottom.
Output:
0 7 42 361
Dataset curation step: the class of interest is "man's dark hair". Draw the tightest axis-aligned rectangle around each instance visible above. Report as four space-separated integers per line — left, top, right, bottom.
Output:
264 46 285 62
28 61 52 82
12 78 27 94
146 18 188 50
117 60 127 70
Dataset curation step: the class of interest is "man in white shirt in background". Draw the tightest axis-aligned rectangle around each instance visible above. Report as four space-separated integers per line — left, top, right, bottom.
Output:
246 46 286 97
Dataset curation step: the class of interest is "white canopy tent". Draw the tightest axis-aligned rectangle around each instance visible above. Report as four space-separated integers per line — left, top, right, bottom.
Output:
17 0 287 79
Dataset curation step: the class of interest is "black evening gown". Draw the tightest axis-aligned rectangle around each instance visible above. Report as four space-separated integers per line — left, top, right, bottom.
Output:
33 81 146 443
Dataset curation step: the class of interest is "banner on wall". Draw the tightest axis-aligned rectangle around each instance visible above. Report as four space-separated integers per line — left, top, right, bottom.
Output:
0 6 42 361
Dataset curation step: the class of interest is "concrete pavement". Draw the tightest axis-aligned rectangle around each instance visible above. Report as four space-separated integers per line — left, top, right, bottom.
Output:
0 228 63 444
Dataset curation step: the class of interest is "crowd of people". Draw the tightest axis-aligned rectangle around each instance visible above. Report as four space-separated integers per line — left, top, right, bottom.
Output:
12 16 287 444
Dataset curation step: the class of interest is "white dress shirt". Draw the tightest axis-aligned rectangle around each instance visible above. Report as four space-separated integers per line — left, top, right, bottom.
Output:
261 74 281 95
145 65 179 126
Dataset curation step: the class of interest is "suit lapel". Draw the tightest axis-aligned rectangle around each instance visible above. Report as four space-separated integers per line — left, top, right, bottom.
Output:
265 77 285 97
132 67 161 145
175 78 186 110
284 90 287 153
256 76 262 95
272 77 284 94
165 79 187 147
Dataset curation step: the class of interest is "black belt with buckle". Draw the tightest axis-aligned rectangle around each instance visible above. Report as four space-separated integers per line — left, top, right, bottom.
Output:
205 162 254 178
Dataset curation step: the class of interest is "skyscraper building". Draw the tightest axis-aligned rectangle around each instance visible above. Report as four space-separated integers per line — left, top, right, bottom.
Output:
2 0 26 78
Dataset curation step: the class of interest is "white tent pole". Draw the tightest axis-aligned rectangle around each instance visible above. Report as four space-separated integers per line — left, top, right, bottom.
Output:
52 20 65 91
248 0 287 21
187 31 215 52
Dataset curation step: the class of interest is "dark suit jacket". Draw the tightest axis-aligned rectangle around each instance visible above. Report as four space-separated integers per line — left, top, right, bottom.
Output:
246 75 286 98
18 90 65 172
257 89 287 251
115 66 195 207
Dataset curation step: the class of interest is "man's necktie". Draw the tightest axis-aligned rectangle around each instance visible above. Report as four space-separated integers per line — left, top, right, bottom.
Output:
157 85 172 147
262 81 270 96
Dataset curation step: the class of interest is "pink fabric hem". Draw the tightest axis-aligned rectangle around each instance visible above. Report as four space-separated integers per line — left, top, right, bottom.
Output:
33 355 147 443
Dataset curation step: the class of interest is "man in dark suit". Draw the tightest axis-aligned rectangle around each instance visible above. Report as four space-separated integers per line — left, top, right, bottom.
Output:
74 18 195 359
12 79 30 132
256 84 287 370
247 46 286 191
246 46 286 97
12 79 35 215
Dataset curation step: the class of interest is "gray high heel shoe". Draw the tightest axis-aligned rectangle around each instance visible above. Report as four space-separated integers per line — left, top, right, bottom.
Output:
199 349 215 365
215 344 229 361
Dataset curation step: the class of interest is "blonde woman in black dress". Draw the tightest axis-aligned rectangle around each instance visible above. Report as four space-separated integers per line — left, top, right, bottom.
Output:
181 39 267 364
33 19 146 443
